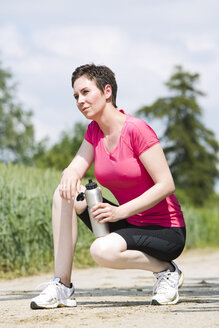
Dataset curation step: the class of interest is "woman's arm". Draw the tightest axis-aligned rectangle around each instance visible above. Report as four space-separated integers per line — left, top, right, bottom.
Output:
59 139 94 200
92 143 175 222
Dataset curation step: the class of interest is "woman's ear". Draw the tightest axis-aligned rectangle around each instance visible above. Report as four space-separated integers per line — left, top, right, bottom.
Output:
104 84 112 101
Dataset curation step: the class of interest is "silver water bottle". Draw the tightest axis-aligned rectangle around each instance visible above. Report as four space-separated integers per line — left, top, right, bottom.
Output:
77 179 110 238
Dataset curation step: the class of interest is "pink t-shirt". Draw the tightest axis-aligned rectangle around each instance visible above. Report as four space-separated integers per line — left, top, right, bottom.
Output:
84 111 185 227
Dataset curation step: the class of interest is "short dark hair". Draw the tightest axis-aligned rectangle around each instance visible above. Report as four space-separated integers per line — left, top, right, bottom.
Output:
71 64 117 108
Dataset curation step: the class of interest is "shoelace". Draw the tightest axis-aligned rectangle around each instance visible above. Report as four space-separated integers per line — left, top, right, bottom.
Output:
35 277 62 290
35 280 62 298
35 279 74 300
153 271 177 294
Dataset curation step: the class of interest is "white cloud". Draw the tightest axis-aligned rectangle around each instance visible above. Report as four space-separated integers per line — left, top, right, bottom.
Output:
170 33 218 54
0 24 28 58
0 0 219 143
31 25 126 63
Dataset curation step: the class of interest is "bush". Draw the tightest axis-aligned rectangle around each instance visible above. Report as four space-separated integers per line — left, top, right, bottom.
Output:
0 163 218 277
0 164 96 277
0 163 58 276
183 205 219 248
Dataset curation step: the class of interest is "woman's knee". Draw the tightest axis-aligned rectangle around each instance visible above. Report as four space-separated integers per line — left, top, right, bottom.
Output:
90 238 107 261
52 185 74 212
90 233 126 265
53 184 86 215
90 239 110 265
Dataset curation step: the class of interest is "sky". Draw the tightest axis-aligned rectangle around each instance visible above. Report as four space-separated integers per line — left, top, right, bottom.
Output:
0 0 219 145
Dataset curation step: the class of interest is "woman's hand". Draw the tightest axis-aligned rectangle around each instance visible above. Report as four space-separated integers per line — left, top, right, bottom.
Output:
91 203 122 223
59 167 81 201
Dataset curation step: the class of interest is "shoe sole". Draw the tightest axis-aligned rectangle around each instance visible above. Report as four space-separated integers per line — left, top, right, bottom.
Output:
151 291 179 305
30 298 77 310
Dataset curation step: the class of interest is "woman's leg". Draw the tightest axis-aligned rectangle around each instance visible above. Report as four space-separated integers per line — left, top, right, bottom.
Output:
52 186 87 287
30 186 87 309
90 232 173 273
88 208 186 306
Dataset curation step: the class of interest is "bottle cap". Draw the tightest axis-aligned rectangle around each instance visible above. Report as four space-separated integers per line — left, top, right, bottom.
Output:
86 179 98 190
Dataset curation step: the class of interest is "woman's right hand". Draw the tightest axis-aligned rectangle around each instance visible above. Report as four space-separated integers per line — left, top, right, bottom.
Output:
59 167 81 201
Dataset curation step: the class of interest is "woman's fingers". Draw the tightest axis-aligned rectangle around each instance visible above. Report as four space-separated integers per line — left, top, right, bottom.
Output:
76 179 81 194
59 182 68 199
91 203 121 223
92 203 109 220
59 180 77 200
66 183 72 200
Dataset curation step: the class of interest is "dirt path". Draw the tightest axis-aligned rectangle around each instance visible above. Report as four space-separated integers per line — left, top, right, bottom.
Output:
0 249 219 328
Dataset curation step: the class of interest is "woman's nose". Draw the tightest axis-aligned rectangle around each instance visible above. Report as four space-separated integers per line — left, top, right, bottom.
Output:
78 94 85 104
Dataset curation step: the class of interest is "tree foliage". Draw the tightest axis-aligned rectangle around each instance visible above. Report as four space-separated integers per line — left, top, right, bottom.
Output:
34 122 94 176
0 62 35 164
137 65 219 205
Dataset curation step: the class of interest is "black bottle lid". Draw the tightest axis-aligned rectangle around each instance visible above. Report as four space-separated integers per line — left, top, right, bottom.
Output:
86 179 98 190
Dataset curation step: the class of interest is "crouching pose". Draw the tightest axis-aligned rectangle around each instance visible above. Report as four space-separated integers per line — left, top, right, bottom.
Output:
31 64 186 309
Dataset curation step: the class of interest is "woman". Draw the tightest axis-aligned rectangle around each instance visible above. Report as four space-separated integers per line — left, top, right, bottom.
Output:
30 64 186 309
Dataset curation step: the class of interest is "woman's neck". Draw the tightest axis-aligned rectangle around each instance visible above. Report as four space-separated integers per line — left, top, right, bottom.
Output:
95 105 126 136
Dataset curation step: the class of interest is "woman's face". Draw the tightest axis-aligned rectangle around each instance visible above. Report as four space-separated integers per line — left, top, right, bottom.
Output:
73 76 109 119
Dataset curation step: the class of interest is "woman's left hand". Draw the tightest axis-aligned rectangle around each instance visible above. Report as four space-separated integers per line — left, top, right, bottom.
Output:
91 203 122 223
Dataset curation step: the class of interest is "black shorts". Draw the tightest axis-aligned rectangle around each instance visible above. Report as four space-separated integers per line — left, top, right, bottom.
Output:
78 198 186 262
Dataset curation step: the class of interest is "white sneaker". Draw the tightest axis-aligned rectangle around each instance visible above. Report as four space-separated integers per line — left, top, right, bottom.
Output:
30 278 77 309
152 262 183 305
173 261 184 289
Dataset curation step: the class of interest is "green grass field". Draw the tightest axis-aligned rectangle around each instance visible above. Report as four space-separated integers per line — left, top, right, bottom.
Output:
0 163 218 277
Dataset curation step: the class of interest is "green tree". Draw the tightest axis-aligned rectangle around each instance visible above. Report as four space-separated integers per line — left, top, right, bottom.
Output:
0 61 35 164
137 65 219 205
34 122 94 176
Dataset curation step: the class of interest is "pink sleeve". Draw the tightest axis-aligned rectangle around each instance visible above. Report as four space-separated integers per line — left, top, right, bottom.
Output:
84 121 94 145
84 120 100 145
130 119 159 156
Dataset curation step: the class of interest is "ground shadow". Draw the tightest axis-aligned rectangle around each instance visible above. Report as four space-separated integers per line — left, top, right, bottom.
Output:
0 280 218 311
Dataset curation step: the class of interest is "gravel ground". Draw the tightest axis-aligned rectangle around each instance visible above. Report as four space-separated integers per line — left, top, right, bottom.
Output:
0 249 219 328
